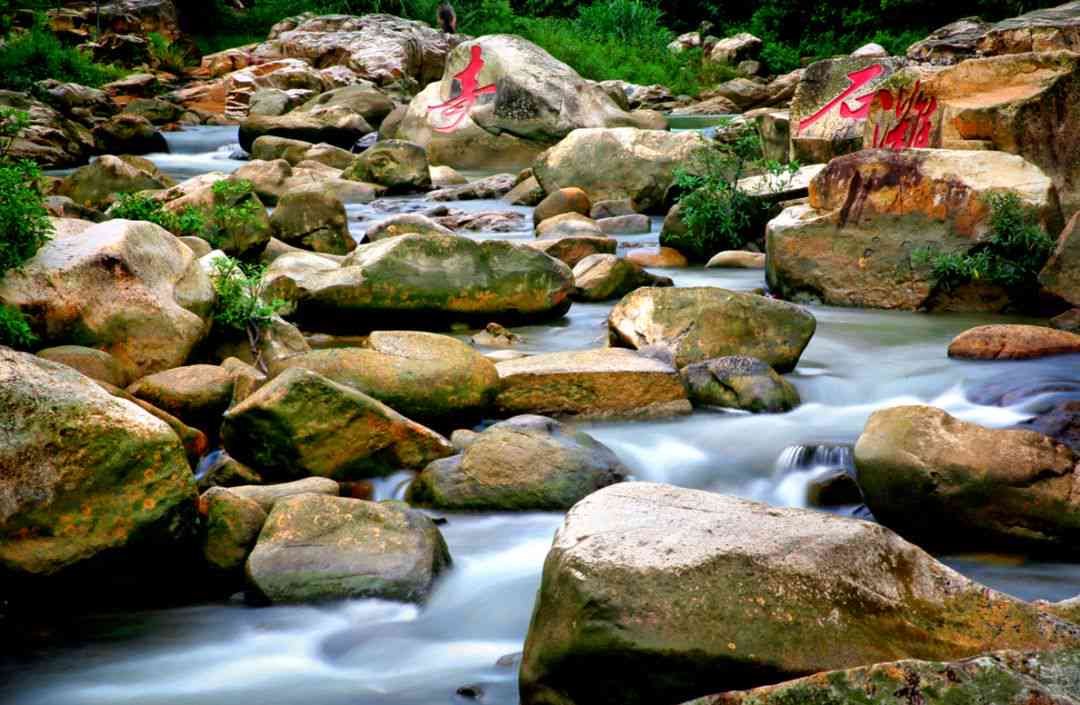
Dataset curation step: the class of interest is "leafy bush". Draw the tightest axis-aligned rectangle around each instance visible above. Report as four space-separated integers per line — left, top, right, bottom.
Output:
204 179 260 249
577 0 668 48
109 192 208 236
912 192 1056 299
665 121 798 261
210 256 287 368
147 32 192 74
0 20 126 93
0 303 35 349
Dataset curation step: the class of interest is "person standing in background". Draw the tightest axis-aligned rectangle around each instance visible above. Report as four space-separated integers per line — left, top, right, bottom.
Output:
438 1 457 33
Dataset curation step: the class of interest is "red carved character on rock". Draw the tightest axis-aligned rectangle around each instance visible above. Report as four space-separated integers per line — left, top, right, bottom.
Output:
427 45 497 133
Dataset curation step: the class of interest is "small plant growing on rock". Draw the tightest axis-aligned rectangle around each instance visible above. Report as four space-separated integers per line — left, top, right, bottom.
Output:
109 192 207 236
913 192 1056 301
0 107 50 350
147 32 192 75
210 255 287 371
204 179 260 249
667 121 798 261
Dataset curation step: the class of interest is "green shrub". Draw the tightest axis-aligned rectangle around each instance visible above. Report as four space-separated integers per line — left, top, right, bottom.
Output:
205 179 260 249
0 20 126 93
576 0 668 48
147 32 192 74
0 303 35 349
210 256 287 368
912 192 1056 300
665 121 797 261
109 192 207 237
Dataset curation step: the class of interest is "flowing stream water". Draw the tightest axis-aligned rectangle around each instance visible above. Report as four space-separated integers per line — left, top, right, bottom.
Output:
8 127 1080 705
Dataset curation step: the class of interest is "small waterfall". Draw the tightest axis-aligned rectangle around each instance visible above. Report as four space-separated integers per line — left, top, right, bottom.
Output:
749 443 859 509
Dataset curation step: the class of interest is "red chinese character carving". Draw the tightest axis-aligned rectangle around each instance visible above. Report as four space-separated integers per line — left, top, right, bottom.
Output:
798 63 884 133
427 45 497 133
869 80 937 150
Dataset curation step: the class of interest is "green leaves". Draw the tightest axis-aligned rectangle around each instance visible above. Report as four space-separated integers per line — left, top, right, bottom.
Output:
913 192 1056 300
0 158 51 274
210 256 286 334
0 303 36 350
109 193 207 237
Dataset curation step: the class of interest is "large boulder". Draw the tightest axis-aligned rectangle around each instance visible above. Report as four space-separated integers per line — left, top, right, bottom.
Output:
906 17 994 64
0 349 197 586
608 287 816 372
92 113 168 155
407 415 627 511
864 52 1080 217
269 331 500 420
253 13 459 88
533 128 711 213
58 154 173 209
690 649 1080 705
397 35 644 170
0 220 213 378
765 149 1063 311
239 108 372 152
1040 210 1080 305
0 90 95 168
269 187 355 256
789 56 906 164
295 83 395 127
262 233 575 330
854 405 1080 554
708 33 762 65
494 348 691 419
976 2 1080 56
519 483 1080 705
246 494 450 604
343 139 431 193
221 367 453 481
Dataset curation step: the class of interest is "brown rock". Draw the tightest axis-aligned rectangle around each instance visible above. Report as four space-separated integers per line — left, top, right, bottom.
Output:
36 345 129 387
626 246 688 268
533 188 592 226
947 324 1080 359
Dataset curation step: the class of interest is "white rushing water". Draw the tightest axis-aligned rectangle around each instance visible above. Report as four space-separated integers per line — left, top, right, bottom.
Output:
7 127 1080 705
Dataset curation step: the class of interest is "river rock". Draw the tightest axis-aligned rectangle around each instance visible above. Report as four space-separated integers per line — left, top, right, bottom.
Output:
705 250 766 268
521 236 613 268
505 175 546 206
344 140 431 193
789 56 906 164
239 108 372 153
948 324 1080 359
37 79 115 121
533 188 591 225
269 331 500 420
866 52 1080 217
229 477 339 513
680 356 800 412
250 135 315 164
221 367 453 480
0 349 197 583
765 149 1063 311
608 287 816 372
294 83 395 127
625 246 688 268
127 364 234 433
596 214 650 235
262 233 575 330
270 187 354 255
363 213 456 242
429 173 517 201
196 451 263 492
688 649 1080 705
397 34 643 170
92 113 168 155
572 254 673 302
0 219 213 378
200 487 266 574
518 482 1080 705
123 97 183 125
36 345 130 387
534 212 604 239
58 154 173 209
253 13 458 88
232 159 376 206
907 17 993 64
534 128 711 213
246 494 450 604
1040 210 1080 306
854 405 1080 554
494 348 691 419
408 415 627 511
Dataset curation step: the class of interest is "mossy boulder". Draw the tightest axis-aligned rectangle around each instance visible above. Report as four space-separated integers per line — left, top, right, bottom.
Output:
269 187 355 256
363 213 456 242
58 154 173 209
261 233 575 331
92 113 168 155
200 487 266 574
687 649 1080 705
519 482 1080 705
127 364 234 433
407 415 627 510
221 367 454 481
495 348 691 419
854 405 1080 554
571 254 673 302
608 287 816 372
0 349 197 585
680 356 800 413
245 494 451 604
239 108 372 152
344 140 431 193
270 331 499 420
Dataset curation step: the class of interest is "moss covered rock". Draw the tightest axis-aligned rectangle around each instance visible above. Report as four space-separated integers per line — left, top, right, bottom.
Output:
229 477 340 513
0 349 197 582
407 415 627 510
854 405 1080 554
519 482 1080 705
680 356 800 413
344 140 431 193
128 364 234 433
245 494 451 604
571 254 673 302
271 331 499 420
608 287 816 372
200 487 266 574
58 154 173 209
269 187 355 256
36 345 130 387
262 233 575 331
221 367 453 481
